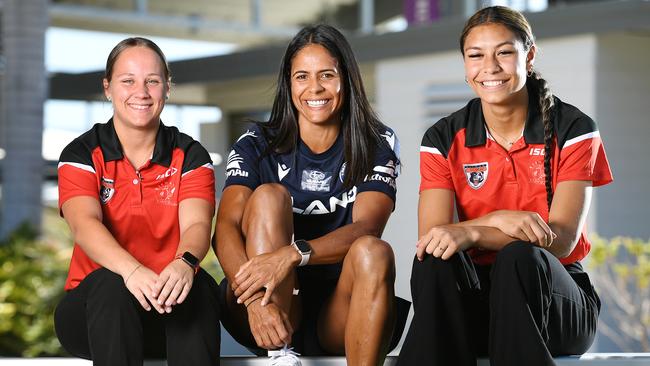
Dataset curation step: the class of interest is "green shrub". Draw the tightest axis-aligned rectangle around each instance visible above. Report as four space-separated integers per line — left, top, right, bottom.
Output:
0 218 70 356
589 234 650 351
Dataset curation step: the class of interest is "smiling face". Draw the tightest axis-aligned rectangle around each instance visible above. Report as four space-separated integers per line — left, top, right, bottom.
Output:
103 46 169 131
463 23 535 106
290 43 344 128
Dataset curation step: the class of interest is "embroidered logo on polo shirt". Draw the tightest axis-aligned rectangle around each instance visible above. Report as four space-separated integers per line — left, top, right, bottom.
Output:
463 162 488 190
100 177 115 204
529 160 545 185
155 181 177 206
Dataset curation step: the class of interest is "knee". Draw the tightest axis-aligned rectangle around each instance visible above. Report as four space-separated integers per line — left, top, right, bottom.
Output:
493 241 548 278
171 270 221 325
347 236 395 281
85 268 133 308
495 241 544 265
250 183 291 208
411 253 453 276
184 270 220 311
54 295 91 359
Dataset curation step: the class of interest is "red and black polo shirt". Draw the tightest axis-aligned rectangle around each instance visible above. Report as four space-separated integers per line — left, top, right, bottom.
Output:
58 119 215 290
420 95 613 266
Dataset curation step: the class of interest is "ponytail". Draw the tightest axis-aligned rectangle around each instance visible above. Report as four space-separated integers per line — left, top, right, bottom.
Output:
528 70 555 211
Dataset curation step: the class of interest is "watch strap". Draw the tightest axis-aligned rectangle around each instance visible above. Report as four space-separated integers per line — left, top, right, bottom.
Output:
292 240 311 267
175 252 199 274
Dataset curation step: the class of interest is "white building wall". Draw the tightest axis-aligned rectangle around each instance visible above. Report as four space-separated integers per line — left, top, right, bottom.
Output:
594 32 650 238
376 50 466 302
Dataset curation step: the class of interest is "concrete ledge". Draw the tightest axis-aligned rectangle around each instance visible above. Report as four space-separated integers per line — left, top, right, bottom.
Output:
2 354 650 365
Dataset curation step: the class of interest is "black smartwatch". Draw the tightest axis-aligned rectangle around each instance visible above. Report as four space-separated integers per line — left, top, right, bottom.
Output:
175 251 200 274
291 239 312 267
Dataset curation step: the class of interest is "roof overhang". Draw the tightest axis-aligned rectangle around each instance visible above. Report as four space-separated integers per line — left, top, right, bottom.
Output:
49 0 650 103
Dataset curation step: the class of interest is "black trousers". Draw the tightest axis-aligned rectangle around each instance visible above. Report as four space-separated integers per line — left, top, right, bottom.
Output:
397 241 600 366
54 268 221 366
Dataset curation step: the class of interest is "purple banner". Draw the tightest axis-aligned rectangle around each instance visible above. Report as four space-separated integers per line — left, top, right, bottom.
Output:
404 0 440 25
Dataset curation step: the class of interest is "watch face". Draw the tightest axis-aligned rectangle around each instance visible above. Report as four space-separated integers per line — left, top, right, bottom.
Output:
294 240 312 253
182 251 199 267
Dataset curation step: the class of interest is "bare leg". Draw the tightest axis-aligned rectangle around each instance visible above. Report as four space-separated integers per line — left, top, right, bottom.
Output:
241 183 300 324
318 236 396 365
221 183 301 347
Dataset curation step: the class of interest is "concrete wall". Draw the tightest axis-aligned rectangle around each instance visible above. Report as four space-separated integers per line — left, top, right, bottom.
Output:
376 49 465 302
594 32 650 238
0 0 48 239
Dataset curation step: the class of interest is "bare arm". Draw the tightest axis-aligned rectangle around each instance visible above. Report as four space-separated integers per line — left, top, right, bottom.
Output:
307 190 394 264
61 196 165 313
177 198 215 260
153 198 215 310
417 181 591 261
449 181 592 258
62 196 139 276
416 189 539 260
546 180 592 258
417 189 455 237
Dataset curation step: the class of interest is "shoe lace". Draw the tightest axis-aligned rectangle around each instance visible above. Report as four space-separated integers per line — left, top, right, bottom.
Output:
269 345 301 366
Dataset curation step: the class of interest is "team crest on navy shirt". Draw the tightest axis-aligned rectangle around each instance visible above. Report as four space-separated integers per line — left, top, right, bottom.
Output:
301 169 332 192
463 162 488 190
99 177 115 204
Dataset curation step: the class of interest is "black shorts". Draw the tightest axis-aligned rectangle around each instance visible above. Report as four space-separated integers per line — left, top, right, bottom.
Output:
219 268 409 356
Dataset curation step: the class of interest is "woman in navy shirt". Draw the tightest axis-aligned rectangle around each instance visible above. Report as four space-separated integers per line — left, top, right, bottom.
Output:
214 24 401 366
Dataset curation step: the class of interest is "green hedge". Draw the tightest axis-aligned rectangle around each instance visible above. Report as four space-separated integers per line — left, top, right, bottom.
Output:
0 221 69 356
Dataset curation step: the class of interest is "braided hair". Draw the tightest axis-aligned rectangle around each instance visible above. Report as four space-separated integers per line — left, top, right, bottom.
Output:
528 71 555 210
460 6 555 211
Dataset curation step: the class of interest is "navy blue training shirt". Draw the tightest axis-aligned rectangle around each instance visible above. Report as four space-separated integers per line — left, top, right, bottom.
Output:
224 124 400 278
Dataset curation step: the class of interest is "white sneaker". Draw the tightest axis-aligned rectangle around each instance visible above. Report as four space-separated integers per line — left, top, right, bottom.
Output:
268 344 302 366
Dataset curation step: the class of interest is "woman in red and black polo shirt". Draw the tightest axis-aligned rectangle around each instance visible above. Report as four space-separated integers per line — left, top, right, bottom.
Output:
54 37 220 366
397 6 612 366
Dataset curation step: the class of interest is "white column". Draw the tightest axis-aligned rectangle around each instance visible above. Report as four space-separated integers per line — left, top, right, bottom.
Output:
0 0 48 239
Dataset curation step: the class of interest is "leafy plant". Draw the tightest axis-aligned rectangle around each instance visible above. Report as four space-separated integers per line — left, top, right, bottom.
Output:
0 208 71 356
589 234 650 351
